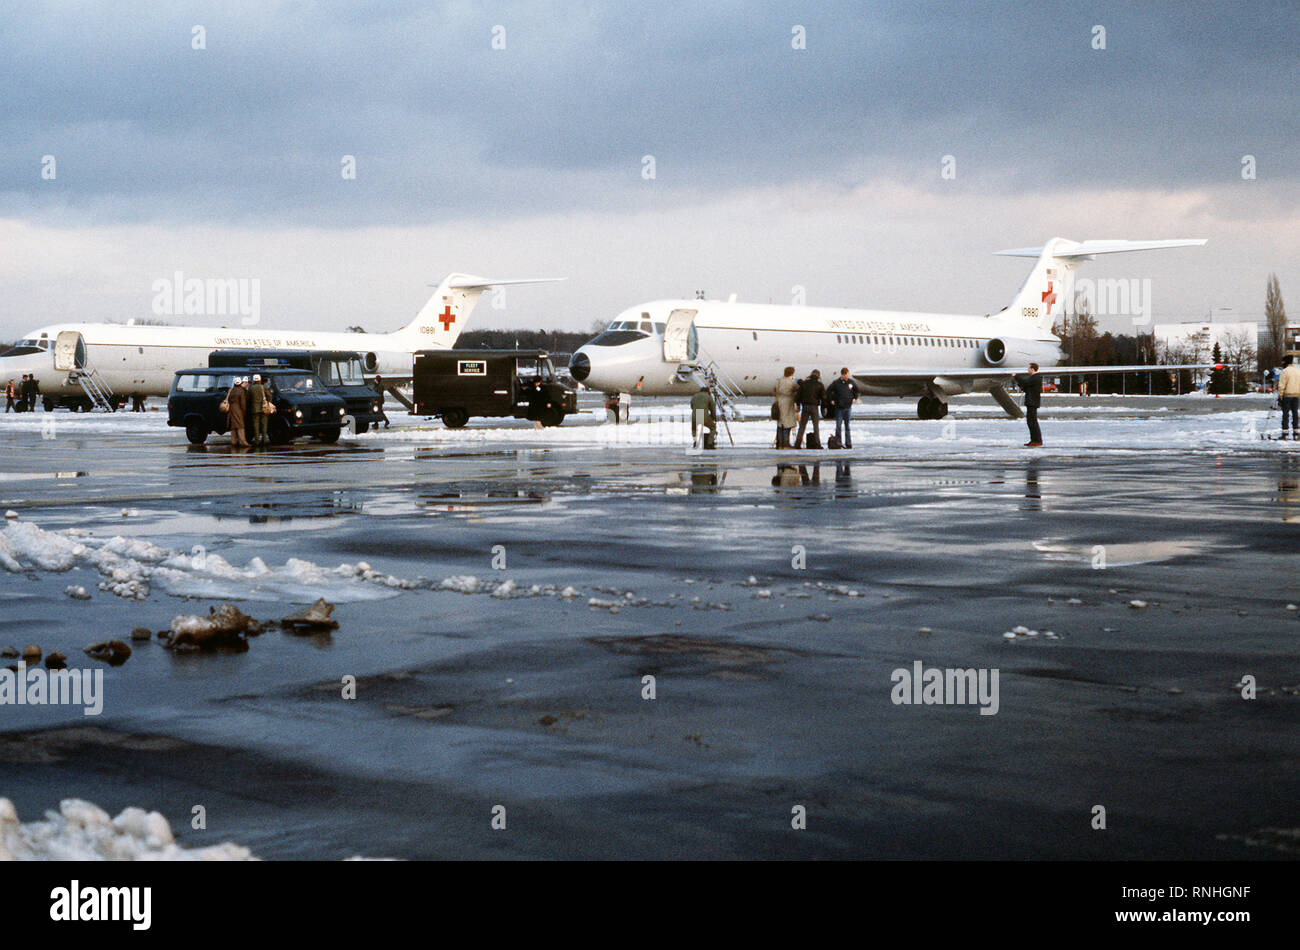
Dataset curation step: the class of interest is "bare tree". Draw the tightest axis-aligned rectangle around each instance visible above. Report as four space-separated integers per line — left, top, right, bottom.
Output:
1221 327 1258 393
1264 273 1287 368
1053 297 1100 364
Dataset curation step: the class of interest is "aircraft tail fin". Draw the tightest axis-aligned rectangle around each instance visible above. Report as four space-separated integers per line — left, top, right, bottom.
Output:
390 274 566 347
993 238 1207 332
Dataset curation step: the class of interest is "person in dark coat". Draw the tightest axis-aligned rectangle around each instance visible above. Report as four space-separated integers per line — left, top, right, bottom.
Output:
826 368 859 449
5 379 15 413
372 375 391 428
1014 362 1043 447
794 369 825 448
527 378 551 429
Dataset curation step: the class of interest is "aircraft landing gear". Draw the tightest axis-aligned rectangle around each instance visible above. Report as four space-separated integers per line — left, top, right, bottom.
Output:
917 395 949 420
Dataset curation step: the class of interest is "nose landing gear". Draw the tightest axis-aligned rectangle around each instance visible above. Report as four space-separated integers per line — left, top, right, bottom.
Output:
917 395 949 420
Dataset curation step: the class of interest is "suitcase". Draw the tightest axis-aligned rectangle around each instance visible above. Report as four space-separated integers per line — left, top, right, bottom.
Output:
804 433 821 450
827 435 840 450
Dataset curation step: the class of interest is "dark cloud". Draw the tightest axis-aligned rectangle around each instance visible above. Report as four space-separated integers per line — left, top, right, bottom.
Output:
1 0 1295 225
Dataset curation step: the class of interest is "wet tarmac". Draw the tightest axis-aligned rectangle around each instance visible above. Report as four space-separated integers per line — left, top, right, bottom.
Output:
2 396 1299 859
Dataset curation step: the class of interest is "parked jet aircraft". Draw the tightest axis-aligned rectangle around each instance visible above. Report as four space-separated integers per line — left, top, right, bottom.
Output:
568 239 1210 418
0 273 560 410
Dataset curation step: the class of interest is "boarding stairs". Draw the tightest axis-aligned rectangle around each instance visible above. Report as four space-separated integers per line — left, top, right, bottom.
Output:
70 368 116 412
378 382 414 412
675 359 744 446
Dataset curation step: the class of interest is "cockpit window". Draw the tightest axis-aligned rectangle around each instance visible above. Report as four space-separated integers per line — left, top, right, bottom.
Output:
0 344 43 358
588 330 648 346
605 320 651 335
654 322 666 335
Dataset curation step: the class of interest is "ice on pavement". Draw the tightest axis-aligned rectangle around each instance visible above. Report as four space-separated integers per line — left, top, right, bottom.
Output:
0 796 255 861
0 518 414 603
355 402 1292 456
2 396 1294 456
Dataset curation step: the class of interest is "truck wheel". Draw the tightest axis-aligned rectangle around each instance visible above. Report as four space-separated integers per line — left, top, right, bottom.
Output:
185 421 209 445
355 421 369 434
540 408 566 427
43 397 55 413
442 408 469 429
316 426 341 444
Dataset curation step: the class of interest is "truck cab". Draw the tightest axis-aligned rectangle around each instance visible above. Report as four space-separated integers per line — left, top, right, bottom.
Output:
412 349 577 428
208 349 385 432
168 367 348 445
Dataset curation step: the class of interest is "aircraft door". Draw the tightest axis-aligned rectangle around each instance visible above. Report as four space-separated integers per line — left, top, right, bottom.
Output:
54 331 87 371
663 309 698 362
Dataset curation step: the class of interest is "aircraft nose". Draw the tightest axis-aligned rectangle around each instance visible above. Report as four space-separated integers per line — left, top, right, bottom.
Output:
569 350 591 383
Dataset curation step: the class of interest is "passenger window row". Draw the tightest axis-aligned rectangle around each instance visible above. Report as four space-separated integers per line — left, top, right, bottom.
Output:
834 334 980 348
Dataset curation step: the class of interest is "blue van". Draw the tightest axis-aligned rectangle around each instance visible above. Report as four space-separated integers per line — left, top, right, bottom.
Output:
208 350 386 432
167 367 348 445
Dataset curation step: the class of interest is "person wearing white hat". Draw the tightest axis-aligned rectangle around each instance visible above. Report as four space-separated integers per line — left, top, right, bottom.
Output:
225 375 250 447
247 374 270 446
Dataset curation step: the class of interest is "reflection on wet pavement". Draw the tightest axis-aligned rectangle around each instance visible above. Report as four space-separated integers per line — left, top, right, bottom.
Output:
2 403 1300 859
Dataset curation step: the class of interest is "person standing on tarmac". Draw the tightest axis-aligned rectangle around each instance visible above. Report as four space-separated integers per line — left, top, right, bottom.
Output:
827 368 859 449
372 375 391 428
226 377 250 447
1278 356 1300 440
794 369 825 448
690 385 717 449
1014 363 1043 447
528 378 549 430
773 366 799 449
4 379 13 413
247 374 270 446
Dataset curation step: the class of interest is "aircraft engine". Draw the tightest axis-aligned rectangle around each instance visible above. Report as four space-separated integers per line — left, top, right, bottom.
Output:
982 338 1007 366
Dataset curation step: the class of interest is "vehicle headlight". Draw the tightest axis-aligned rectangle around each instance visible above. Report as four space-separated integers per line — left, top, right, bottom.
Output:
294 409 302 419
338 408 345 416
372 402 379 411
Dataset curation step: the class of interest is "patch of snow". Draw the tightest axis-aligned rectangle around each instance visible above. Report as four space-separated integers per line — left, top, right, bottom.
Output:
0 797 256 861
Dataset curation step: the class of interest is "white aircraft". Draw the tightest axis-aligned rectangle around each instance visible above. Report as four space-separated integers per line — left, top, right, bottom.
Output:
568 238 1211 418
0 273 560 411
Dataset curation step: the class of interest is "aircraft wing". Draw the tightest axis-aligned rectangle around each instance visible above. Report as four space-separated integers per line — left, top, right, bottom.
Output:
1033 363 1219 374
851 364 1215 380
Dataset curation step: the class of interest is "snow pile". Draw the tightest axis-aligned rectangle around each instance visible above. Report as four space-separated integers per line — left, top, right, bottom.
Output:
440 575 573 601
0 797 255 861
1001 625 1059 642
0 518 415 603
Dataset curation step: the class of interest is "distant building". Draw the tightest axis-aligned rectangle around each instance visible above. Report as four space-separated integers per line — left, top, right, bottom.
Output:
1153 319 1259 358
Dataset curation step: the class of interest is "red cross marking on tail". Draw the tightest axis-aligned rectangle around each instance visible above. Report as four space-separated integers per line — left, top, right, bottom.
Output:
1041 281 1057 308
439 304 455 331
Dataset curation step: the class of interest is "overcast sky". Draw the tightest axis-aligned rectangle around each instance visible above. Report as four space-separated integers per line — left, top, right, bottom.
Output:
2 0 1296 338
